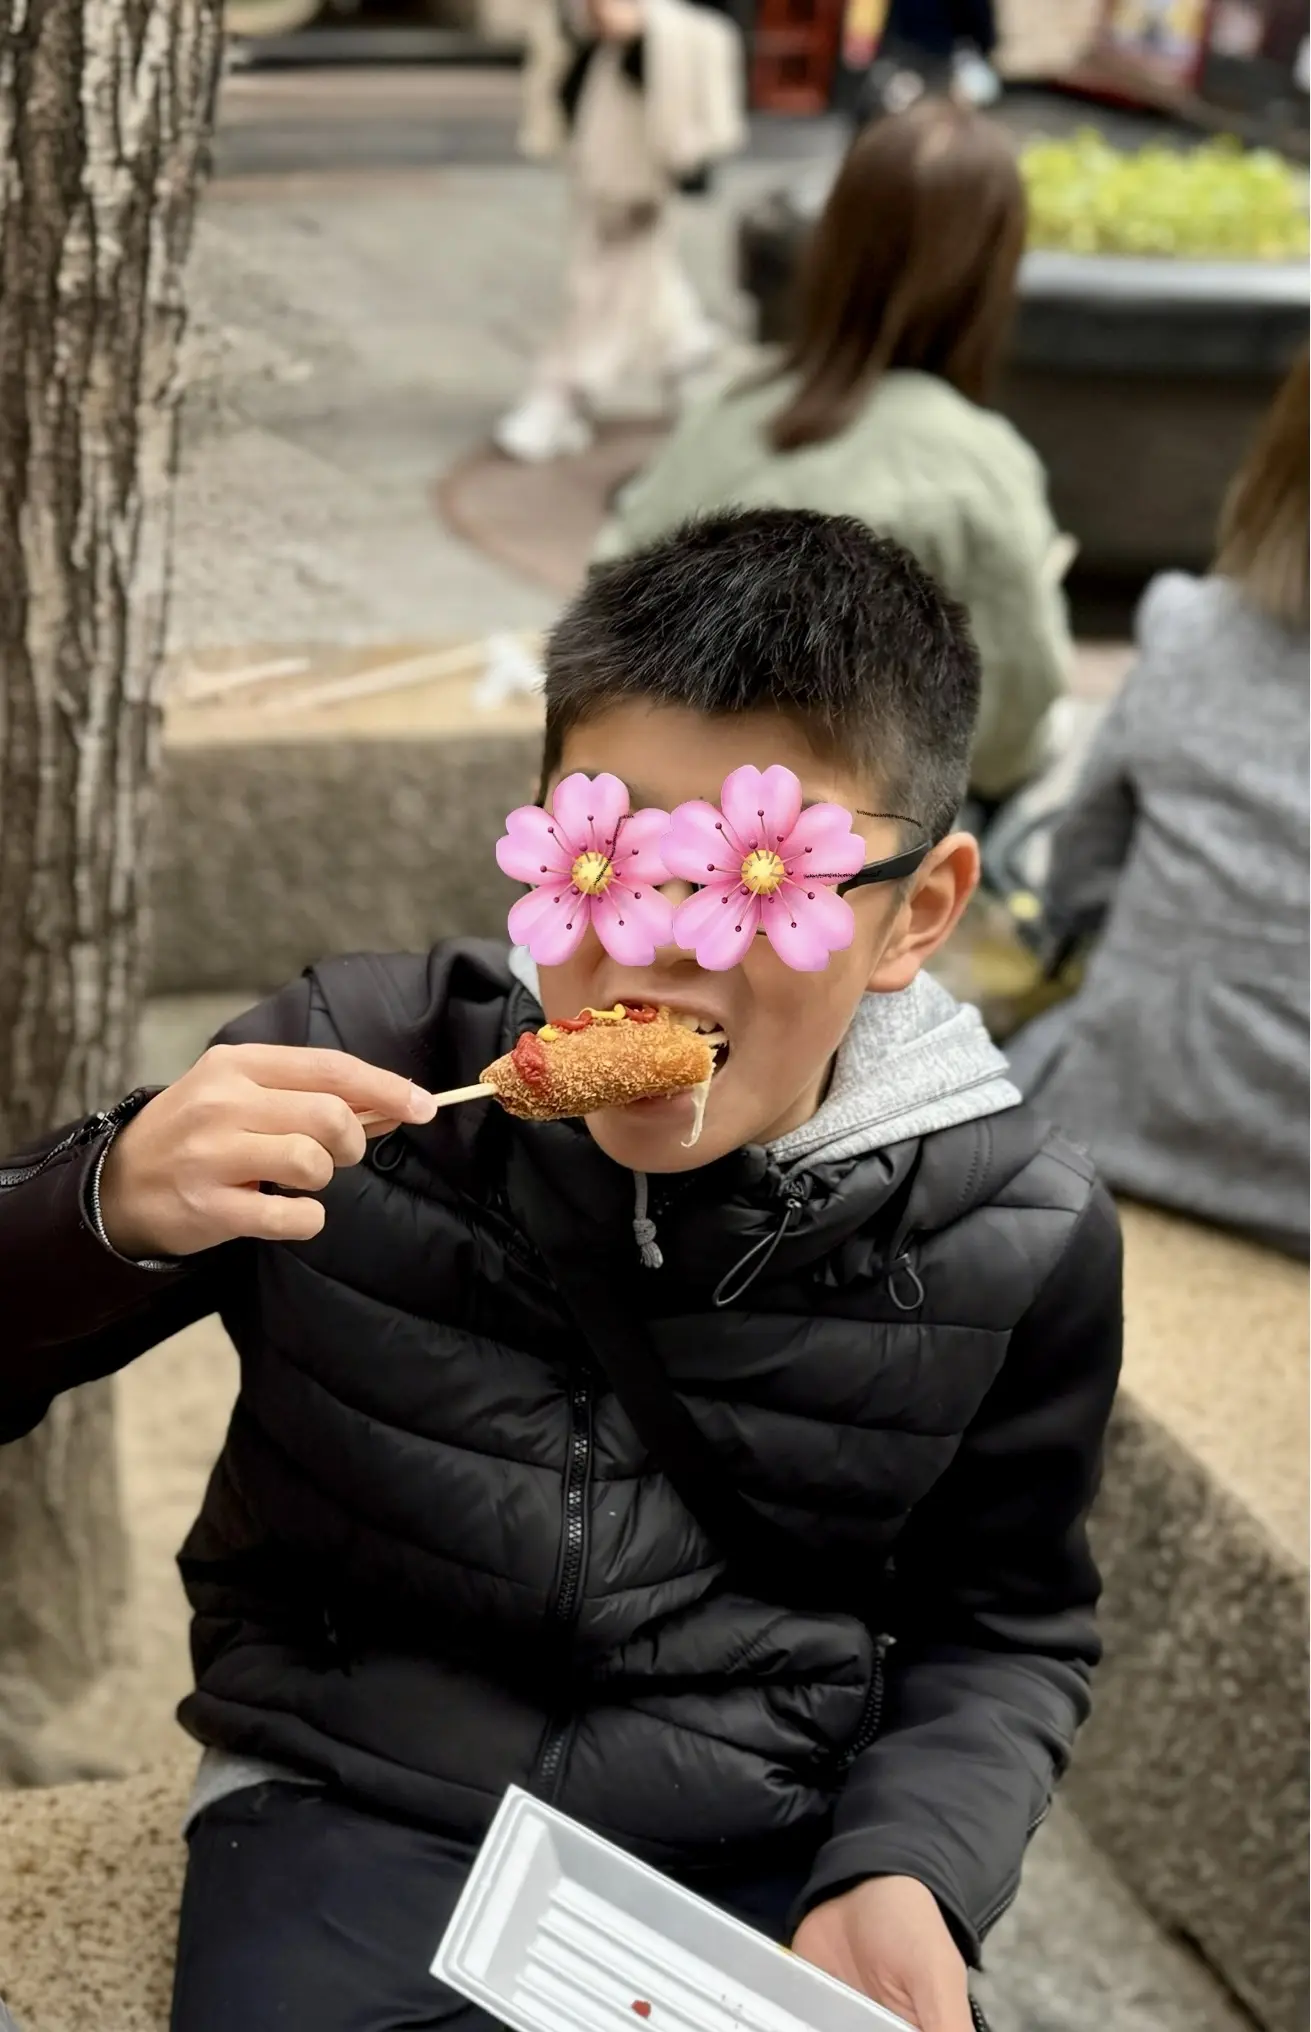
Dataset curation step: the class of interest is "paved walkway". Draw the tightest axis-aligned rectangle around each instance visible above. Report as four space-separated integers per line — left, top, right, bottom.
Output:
173 159 578 650
175 62 1167 657
176 61 861 654
173 151 785 648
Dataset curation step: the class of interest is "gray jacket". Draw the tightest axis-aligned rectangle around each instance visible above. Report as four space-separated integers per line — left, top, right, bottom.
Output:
1032 572 1309 1253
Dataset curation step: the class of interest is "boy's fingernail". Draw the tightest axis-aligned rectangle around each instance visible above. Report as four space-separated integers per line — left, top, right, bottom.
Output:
407 1083 439 1122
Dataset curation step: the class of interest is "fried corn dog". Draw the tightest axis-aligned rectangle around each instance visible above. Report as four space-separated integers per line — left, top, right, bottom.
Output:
481 1005 718 1123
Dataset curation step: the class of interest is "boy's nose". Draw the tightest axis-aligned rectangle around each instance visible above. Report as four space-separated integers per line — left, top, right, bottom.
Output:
652 878 696 962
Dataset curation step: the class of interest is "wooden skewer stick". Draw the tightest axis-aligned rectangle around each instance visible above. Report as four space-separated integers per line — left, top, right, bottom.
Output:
356 1084 493 1133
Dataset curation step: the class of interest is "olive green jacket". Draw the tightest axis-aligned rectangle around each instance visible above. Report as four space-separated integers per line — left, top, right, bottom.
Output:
595 365 1073 800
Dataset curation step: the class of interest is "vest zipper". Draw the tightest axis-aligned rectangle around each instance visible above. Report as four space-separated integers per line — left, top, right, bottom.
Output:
533 1376 593 1797
553 1379 592 1633
838 1633 893 1770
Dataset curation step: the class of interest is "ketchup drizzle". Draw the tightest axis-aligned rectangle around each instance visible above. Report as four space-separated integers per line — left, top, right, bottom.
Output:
510 1030 550 1089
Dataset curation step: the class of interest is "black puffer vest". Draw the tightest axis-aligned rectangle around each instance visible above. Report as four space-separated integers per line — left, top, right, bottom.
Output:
179 940 1097 1868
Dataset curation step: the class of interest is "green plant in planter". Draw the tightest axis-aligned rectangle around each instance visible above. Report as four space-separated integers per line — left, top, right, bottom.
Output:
1021 131 1308 261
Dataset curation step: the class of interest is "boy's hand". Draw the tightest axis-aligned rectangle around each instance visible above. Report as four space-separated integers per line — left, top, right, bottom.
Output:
98 1044 438 1259
793 1876 973 2031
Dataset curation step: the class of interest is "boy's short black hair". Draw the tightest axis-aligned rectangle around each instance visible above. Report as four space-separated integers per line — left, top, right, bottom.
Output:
542 509 981 841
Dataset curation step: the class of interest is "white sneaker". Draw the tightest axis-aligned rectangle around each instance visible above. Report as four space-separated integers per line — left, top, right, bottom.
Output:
493 389 593 465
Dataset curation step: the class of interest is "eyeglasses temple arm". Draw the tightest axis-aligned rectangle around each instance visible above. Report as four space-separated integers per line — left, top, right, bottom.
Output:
836 842 932 895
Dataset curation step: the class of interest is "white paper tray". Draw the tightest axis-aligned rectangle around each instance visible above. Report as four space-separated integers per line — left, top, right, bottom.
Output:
433 1787 913 2032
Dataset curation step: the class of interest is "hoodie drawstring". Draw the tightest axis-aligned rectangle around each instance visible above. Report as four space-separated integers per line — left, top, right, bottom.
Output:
632 1176 806 1302
632 1173 664 1270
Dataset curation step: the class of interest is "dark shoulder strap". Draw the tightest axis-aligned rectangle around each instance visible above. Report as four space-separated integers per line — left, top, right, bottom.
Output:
509 1143 864 1616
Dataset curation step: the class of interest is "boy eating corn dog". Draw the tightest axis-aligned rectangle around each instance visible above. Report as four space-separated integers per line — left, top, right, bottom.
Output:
1 510 1120 2032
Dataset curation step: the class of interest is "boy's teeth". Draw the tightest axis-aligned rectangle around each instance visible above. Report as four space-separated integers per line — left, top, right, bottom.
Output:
663 1009 729 1070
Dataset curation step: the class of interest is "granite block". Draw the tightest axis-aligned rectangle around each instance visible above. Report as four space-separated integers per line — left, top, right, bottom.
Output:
0 1758 190 2032
1066 1204 1309 2032
148 731 541 995
1069 1394 1308 2032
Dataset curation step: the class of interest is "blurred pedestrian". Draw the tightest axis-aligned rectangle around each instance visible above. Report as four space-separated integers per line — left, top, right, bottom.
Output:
597 98 1073 803
1011 348 1310 1256
498 0 746 463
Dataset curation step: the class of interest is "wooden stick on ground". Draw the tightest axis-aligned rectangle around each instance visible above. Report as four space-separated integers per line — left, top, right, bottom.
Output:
252 634 540 719
173 654 311 704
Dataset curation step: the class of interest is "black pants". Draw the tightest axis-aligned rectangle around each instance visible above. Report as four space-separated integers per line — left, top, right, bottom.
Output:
171 1784 809 2032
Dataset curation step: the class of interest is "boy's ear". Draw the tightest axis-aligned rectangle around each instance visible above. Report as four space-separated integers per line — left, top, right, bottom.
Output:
866 833 980 994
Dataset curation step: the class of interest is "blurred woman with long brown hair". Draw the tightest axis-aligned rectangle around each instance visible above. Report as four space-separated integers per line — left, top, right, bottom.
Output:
597 97 1073 802
1014 348 1310 1254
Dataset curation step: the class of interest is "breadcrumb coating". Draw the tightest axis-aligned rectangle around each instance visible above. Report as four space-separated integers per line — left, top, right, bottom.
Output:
481 1006 715 1121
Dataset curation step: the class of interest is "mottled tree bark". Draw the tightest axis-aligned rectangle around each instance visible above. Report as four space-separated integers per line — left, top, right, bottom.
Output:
0 0 222 1778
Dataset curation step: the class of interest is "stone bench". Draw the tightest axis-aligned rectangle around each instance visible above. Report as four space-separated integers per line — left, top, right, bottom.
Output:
150 640 545 997
1070 1204 1308 2032
0 1756 189 2032
0 1207 1304 2031
148 637 1136 1002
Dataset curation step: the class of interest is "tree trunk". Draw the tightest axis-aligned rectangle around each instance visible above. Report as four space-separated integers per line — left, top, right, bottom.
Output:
0 0 222 1779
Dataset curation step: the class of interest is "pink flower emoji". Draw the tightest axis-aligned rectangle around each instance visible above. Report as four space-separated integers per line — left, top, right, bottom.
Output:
663 764 867 972
496 771 674 967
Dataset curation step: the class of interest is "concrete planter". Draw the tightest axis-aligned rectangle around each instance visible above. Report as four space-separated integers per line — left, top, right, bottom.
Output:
738 185 1309 579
